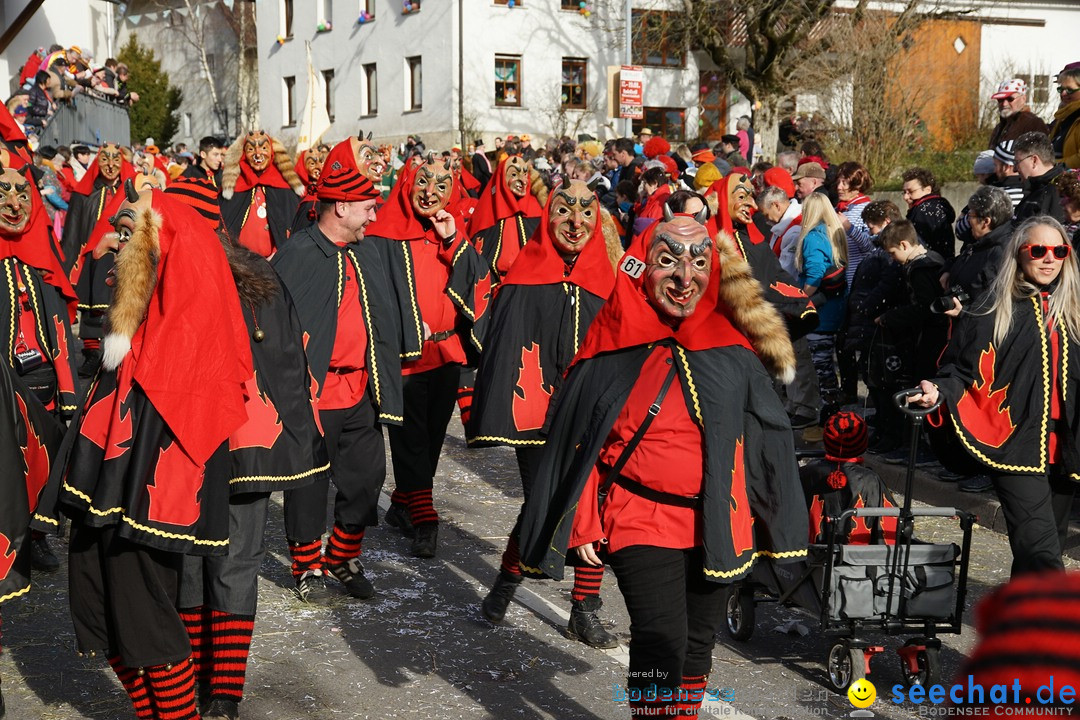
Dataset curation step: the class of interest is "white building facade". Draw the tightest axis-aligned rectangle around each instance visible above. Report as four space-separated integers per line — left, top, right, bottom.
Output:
255 0 703 151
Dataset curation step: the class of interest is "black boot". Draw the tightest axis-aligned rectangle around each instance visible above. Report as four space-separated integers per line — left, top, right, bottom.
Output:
567 596 618 649
481 571 522 624
77 348 102 379
384 503 416 538
203 697 239 720
30 535 59 572
411 523 438 558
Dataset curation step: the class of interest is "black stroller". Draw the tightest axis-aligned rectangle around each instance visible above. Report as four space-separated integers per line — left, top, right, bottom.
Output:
723 390 975 691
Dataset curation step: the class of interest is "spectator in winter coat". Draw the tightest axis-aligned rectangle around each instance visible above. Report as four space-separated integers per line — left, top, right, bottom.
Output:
25 71 53 130
988 78 1049 149
902 166 957 260
1013 132 1067 223
1050 62 1080 169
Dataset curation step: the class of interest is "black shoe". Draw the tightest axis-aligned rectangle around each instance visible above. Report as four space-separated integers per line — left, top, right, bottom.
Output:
960 474 993 493
326 558 374 599
77 349 102 379
938 467 966 482
385 503 416 538
203 697 239 720
788 413 817 430
481 571 522 624
411 523 438 558
30 536 59 572
566 597 618 649
294 569 327 603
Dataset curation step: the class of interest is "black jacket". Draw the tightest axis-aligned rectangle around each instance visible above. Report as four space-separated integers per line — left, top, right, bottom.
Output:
880 250 948 378
947 221 1012 304
907 195 957 261
1016 164 1067 224
845 247 905 350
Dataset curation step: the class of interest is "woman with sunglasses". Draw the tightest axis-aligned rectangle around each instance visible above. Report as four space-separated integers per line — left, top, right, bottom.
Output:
910 217 1080 577
1050 61 1080 169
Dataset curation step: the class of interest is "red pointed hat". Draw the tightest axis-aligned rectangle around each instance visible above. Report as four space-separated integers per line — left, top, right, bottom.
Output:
130 191 253 464
469 156 543 234
500 186 616 300
317 139 379 202
573 218 753 363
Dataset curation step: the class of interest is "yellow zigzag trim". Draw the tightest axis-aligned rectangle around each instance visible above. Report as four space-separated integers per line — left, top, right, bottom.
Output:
121 515 229 547
62 481 124 516
379 413 404 423
674 346 703 426
447 286 476 322
32 512 58 527
703 547 809 579
0 584 31 604
347 250 382 408
5 261 16 363
230 461 330 485
401 244 423 359
467 435 546 446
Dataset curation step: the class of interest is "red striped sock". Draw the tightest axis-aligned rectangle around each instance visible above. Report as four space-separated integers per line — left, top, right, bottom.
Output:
143 658 198 720
107 655 154 720
675 674 708 716
82 338 101 350
389 489 408 507
324 524 365 565
209 611 255 704
571 564 604 603
500 535 522 577
456 385 474 427
177 606 209 686
405 489 438 525
288 538 323 578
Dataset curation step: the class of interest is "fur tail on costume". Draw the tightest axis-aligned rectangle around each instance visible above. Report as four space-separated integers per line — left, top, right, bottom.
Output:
271 137 305 197
103 207 160 371
530 168 548 208
599 207 624 271
715 230 797 384
219 135 246 200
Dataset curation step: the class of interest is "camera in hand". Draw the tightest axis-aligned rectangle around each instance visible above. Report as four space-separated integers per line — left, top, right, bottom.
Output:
930 285 970 315
14 347 45 375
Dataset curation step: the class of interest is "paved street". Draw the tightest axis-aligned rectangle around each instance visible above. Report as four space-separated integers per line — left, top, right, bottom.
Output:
1 413 1066 720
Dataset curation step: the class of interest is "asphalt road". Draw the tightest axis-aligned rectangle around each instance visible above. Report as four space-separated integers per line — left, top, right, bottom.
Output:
1 414 1065 720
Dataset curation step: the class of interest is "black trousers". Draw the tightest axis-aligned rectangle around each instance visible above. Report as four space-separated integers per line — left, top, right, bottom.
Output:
284 392 386 542
68 524 190 668
179 493 269 615
993 469 1076 577
506 445 546 544
387 363 459 496
606 546 725 694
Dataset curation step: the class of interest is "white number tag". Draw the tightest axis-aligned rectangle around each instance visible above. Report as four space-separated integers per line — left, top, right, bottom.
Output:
620 255 645 279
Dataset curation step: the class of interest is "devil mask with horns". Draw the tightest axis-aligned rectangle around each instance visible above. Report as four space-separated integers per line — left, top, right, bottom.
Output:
410 155 455 219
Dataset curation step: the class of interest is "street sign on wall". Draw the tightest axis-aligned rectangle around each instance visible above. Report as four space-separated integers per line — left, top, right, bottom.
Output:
618 65 643 120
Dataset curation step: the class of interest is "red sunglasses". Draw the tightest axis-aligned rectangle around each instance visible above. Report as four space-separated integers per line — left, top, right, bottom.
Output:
1021 243 1071 260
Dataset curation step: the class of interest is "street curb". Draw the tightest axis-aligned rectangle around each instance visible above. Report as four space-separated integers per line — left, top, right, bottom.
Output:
864 455 1080 560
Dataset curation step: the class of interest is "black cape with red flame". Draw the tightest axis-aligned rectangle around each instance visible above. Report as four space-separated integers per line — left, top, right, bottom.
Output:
932 295 1080 476
517 224 807 582
466 190 616 447
0 362 65 604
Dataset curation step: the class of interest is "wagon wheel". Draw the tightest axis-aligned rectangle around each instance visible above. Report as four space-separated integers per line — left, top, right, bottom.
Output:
725 584 755 641
827 640 865 692
900 639 941 688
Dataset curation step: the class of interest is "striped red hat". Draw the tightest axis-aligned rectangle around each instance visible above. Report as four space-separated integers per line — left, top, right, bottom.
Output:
823 411 868 460
164 176 221 229
317 139 379 202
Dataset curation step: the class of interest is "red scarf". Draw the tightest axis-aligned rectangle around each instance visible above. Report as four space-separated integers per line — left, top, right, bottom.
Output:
836 195 870 212
573 221 754 363
0 169 77 310
233 157 293 194
500 190 616 301
468 156 543 234
73 152 137 197
911 193 942 209
131 191 253 464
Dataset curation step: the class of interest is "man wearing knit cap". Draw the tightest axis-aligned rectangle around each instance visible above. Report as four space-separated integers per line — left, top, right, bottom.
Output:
992 140 1024 209
271 139 404 601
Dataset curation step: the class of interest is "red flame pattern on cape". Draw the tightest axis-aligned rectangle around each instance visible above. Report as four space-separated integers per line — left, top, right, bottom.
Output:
229 372 283 450
512 343 552 432
956 345 1016 449
730 438 755 556
302 332 323 435
770 281 809 300
147 440 204 527
0 534 14 581
17 393 50 511
79 367 134 461
808 493 825 543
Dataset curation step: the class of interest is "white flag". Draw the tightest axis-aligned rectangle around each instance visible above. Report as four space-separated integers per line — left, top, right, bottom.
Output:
297 42 331 150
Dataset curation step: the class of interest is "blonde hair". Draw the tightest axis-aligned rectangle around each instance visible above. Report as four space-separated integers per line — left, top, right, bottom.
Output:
795 193 848 272
987 216 1080 344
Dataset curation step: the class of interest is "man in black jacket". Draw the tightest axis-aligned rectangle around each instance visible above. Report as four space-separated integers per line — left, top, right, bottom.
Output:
1013 131 1067 223
471 139 492 191
182 135 225 186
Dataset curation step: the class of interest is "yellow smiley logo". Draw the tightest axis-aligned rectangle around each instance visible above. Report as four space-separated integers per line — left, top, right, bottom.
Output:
848 678 876 708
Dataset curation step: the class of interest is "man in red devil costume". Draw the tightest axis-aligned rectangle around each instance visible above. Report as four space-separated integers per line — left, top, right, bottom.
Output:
366 155 492 558
519 213 804 718
220 130 304 258
469 180 624 647
161 179 328 720
708 172 817 340
272 139 404 601
1 163 79 572
59 143 135 378
37 187 253 720
469 154 544 282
